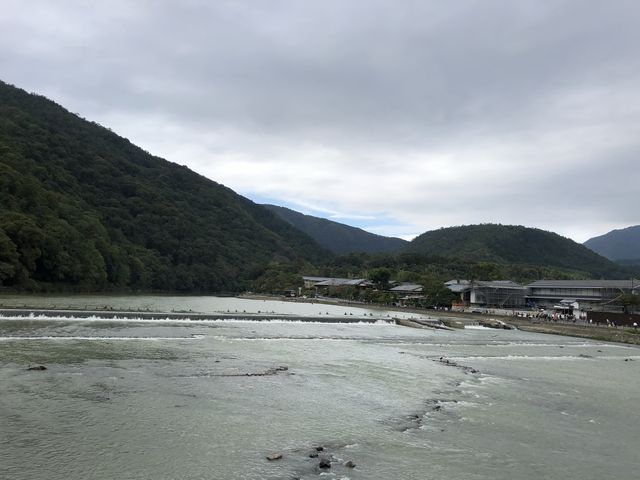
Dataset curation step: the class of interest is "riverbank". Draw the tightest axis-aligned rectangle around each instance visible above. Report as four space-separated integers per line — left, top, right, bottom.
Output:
245 294 640 345
4 292 640 345
508 318 640 345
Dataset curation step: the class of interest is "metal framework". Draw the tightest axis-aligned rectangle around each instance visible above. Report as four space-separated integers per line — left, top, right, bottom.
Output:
472 285 526 308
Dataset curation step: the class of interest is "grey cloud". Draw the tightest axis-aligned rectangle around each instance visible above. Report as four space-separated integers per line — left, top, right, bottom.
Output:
1 0 638 241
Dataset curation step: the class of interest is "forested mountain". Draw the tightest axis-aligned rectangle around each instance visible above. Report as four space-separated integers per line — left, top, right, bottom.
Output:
264 204 408 254
0 80 329 292
584 225 640 262
403 224 631 278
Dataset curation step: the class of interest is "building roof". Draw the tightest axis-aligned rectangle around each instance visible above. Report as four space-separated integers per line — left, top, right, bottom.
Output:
527 279 640 289
446 280 525 292
302 276 332 283
445 279 470 286
313 278 372 287
390 283 424 293
445 279 471 293
475 280 526 290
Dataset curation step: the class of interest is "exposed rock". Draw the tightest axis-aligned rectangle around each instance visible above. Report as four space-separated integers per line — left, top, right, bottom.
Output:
396 413 423 432
393 397 461 431
442 319 465 329
27 365 47 371
214 365 291 377
279 442 361 478
436 357 480 375
479 318 515 330
266 453 283 461
396 317 452 330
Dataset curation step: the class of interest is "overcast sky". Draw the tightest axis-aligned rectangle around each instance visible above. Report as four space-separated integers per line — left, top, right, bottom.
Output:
2 0 639 242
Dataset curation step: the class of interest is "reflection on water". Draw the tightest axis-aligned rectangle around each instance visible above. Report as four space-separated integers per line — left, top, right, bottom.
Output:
1 295 639 480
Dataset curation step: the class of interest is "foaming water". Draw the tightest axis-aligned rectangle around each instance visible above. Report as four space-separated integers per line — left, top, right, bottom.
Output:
0 294 429 319
0 335 204 341
0 313 396 325
449 354 640 360
1 295 639 480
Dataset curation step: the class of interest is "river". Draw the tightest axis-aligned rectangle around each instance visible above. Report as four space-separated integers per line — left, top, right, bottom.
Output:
1 295 638 479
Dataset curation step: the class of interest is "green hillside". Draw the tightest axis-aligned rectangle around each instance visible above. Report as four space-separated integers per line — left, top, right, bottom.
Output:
584 225 640 262
264 204 407 254
0 80 328 292
404 224 631 278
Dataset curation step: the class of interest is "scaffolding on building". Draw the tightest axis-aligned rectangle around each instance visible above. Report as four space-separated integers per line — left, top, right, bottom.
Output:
472 281 526 308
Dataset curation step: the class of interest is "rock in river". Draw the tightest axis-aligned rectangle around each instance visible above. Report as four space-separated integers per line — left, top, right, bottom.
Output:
27 365 47 371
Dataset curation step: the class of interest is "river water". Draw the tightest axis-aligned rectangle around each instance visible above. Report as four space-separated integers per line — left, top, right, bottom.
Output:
1 295 639 480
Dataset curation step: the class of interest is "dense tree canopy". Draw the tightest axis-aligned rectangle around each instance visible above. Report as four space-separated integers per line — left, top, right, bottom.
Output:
0 80 329 292
404 224 632 279
307 251 600 285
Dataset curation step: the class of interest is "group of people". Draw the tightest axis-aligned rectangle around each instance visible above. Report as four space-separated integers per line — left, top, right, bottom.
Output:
516 310 586 323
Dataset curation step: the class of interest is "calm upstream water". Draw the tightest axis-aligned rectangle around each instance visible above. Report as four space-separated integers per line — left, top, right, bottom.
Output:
1 296 639 480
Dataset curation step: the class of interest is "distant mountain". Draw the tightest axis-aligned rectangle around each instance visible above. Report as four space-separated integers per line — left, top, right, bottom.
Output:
403 224 631 278
263 204 408 254
0 80 327 292
584 225 640 262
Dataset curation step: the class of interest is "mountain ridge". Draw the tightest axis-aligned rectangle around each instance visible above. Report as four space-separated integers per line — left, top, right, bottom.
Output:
263 204 408 254
584 225 640 262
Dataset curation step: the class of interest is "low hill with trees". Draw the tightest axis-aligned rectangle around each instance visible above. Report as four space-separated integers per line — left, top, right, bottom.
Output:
0 80 327 292
403 224 631 279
